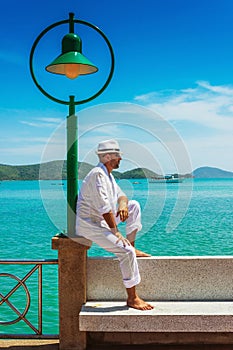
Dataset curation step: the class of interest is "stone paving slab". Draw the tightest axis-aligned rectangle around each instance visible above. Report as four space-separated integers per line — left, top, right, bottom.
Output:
0 340 233 350
0 340 59 349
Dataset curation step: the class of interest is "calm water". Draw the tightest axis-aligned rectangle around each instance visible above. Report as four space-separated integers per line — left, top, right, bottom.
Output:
0 178 233 334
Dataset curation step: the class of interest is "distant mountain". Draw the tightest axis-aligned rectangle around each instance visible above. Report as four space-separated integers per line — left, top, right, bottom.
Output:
193 166 233 178
0 163 41 181
0 161 93 181
1 161 231 180
0 161 161 181
119 167 160 179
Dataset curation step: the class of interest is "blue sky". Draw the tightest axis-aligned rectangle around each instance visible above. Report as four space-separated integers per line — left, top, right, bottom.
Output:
1 0 233 173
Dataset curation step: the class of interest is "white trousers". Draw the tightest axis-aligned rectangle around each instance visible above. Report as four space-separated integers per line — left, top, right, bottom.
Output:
76 200 142 289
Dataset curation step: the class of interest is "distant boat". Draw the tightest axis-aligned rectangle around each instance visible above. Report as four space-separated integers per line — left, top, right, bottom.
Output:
149 174 183 184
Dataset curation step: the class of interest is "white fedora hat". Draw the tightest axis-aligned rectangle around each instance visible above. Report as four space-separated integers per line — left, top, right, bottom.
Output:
96 139 123 155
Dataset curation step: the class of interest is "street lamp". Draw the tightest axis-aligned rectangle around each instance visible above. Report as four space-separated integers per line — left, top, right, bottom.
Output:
30 12 115 238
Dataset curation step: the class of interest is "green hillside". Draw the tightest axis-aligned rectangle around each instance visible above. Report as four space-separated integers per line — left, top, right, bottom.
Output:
119 167 158 179
0 161 160 181
3 160 227 181
0 161 93 180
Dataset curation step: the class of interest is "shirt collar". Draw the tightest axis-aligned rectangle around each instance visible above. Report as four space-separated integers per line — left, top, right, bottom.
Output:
98 162 112 179
98 162 108 174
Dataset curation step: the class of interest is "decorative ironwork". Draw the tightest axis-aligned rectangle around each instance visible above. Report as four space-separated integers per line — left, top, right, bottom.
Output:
0 259 58 339
0 272 31 326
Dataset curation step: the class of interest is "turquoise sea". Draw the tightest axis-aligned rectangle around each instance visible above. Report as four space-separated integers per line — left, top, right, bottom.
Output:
0 178 233 335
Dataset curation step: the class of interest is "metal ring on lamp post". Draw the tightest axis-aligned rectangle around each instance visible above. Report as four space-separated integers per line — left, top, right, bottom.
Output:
29 18 115 105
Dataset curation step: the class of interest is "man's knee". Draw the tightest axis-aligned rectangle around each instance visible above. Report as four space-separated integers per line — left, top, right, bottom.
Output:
128 200 141 213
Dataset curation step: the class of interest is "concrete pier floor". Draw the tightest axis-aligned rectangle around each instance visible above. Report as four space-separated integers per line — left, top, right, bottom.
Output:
0 340 233 350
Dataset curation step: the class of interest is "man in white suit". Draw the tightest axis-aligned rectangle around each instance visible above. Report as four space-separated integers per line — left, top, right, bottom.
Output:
76 139 152 310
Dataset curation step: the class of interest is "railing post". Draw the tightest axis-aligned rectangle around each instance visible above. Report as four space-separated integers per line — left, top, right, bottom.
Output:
52 236 87 350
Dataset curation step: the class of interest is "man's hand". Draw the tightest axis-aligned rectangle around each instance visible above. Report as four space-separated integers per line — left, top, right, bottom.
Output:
115 231 131 247
102 211 131 248
116 207 129 222
117 196 129 222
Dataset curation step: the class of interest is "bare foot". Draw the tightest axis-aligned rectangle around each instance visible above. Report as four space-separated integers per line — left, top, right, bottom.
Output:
135 249 151 257
127 296 154 310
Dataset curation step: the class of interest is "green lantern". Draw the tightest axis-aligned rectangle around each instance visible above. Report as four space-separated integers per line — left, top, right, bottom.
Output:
46 33 98 79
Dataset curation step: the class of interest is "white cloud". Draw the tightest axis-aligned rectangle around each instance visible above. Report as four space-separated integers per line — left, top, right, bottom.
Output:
77 103 192 174
197 80 233 96
0 118 66 165
135 81 233 131
134 81 233 171
20 116 63 128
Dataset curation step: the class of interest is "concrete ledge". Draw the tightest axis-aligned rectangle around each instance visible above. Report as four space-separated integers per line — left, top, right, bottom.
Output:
87 256 233 300
80 301 233 333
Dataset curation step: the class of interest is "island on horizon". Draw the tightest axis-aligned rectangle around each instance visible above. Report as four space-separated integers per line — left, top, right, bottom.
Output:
0 161 233 181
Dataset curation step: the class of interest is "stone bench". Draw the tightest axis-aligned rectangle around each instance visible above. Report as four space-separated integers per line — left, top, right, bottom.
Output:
79 256 233 344
80 300 233 332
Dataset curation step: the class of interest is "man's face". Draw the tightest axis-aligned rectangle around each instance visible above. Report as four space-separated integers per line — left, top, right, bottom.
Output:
109 153 122 169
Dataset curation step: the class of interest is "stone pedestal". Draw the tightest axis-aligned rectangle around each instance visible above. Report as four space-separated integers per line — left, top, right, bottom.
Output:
52 236 88 350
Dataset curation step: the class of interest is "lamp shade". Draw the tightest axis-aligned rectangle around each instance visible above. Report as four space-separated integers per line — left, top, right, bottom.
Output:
46 33 98 79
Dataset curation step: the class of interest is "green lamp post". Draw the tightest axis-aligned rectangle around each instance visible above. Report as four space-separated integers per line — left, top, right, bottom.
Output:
30 12 114 237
